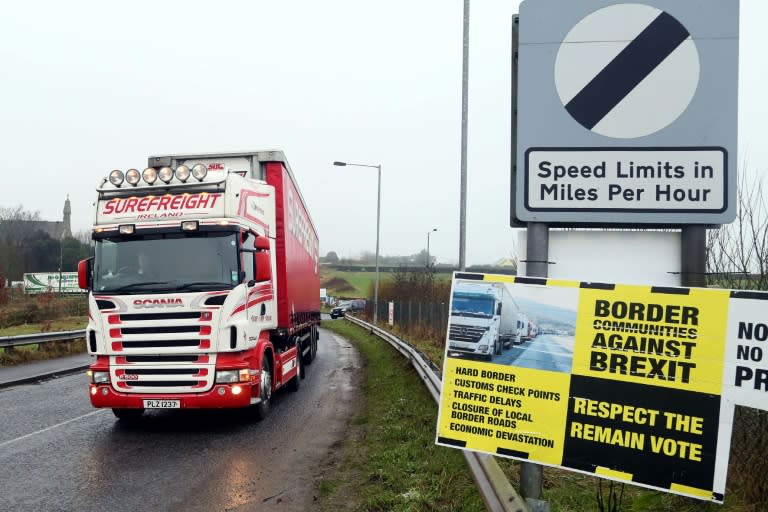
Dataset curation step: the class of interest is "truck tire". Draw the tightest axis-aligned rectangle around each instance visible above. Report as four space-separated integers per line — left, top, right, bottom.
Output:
254 357 272 421
288 337 303 390
311 325 318 360
303 325 318 366
112 408 144 421
495 339 502 355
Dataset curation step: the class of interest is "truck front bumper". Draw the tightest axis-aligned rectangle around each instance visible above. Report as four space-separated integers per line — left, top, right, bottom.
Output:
88 382 257 409
447 340 492 358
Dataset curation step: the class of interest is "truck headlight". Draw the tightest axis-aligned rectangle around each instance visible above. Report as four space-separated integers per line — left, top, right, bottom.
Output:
176 165 190 182
126 168 141 185
158 166 174 183
142 167 158 184
478 344 488 352
87 370 110 384
192 163 208 181
108 170 124 186
215 369 250 383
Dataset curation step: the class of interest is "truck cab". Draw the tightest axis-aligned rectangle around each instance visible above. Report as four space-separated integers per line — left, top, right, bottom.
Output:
447 280 520 360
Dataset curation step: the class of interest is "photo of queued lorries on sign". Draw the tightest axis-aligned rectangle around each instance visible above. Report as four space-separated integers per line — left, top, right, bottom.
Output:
445 276 578 373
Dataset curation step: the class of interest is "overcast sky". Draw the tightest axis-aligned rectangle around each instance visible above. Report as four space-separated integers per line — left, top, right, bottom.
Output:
2 1 764 266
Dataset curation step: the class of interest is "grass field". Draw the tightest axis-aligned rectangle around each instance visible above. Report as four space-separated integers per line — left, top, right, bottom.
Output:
320 267 452 300
320 268 380 298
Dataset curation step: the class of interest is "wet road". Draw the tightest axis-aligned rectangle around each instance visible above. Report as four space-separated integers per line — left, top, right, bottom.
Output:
0 327 360 512
490 334 574 373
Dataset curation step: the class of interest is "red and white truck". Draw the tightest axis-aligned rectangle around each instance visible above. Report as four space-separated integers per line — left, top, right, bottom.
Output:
78 150 320 420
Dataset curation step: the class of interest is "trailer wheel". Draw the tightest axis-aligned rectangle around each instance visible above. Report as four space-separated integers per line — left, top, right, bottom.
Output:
254 357 272 420
112 408 144 421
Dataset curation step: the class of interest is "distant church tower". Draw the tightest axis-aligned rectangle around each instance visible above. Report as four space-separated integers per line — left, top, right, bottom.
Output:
62 195 72 238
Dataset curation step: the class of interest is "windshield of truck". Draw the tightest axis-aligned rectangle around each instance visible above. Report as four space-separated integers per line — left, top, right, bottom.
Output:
451 295 495 318
93 231 239 293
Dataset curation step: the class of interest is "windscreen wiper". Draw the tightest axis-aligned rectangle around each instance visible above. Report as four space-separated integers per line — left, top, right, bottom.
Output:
108 281 172 291
175 281 231 291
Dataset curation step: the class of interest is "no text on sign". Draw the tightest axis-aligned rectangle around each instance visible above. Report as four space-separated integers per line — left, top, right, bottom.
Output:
555 4 699 139
515 0 738 225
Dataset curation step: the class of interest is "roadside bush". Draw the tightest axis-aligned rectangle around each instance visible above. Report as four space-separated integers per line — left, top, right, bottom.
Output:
0 275 7 306
0 293 87 329
4 302 40 326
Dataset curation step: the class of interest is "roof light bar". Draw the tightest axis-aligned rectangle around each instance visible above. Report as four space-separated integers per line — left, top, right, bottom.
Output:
107 163 212 188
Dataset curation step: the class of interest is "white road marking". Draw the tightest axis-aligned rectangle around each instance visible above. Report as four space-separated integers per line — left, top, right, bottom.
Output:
0 410 105 449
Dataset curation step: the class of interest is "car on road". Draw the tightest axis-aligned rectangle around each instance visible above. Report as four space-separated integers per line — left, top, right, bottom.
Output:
330 300 365 319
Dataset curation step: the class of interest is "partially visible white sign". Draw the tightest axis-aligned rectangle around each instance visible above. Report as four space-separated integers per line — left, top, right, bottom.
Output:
23 272 81 293
518 230 681 286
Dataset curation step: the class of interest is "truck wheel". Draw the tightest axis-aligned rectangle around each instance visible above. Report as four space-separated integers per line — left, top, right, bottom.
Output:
311 325 318 360
495 340 502 355
255 357 272 420
303 325 318 366
112 408 144 421
288 339 302 392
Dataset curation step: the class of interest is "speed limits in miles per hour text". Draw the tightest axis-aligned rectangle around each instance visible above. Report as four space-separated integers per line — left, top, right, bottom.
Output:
524 148 727 213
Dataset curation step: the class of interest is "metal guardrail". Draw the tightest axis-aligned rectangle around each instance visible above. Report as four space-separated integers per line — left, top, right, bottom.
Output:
344 315 530 512
0 330 86 349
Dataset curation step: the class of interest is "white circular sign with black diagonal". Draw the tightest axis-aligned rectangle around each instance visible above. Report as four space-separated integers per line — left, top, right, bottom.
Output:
555 4 700 139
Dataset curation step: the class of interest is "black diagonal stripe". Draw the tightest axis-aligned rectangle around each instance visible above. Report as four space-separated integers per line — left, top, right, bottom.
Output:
565 11 690 130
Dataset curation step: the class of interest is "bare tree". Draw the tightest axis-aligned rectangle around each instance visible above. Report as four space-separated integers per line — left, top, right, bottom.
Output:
0 206 43 279
72 229 93 247
0 205 42 249
707 172 768 289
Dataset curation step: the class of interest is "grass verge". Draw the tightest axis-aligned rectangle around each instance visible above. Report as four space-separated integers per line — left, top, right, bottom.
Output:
317 319 486 512
0 316 88 366
0 316 87 336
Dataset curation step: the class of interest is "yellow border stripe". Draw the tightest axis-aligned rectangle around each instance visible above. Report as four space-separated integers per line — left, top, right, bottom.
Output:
482 274 516 283
670 483 712 499
548 279 580 288
595 467 633 481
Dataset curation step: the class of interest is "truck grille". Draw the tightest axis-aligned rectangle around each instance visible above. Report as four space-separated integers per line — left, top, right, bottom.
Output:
449 324 488 343
106 310 217 393
111 364 212 392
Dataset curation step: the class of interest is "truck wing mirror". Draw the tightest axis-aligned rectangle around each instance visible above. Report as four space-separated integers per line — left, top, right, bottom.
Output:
254 236 272 283
78 257 93 290
255 252 272 282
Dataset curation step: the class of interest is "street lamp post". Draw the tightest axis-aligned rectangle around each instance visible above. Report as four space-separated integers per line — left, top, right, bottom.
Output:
426 228 437 268
333 161 382 323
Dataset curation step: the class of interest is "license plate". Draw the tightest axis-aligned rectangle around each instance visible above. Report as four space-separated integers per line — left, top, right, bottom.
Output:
143 399 180 409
